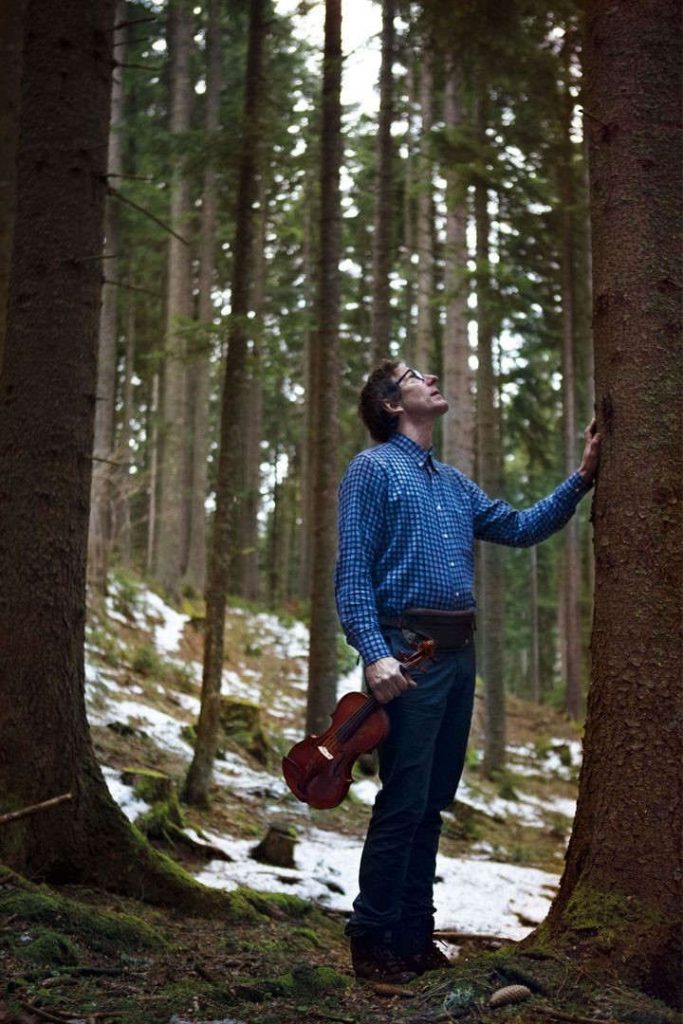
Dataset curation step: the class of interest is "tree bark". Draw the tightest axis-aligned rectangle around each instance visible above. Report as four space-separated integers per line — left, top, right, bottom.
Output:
369 0 395 365
112 295 135 563
183 0 268 807
184 0 222 596
156 0 194 597
0 0 25 371
540 0 682 1003
558 40 582 720
441 53 473 474
529 545 540 703
305 0 342 735
87 0 127 593
0 0 221 909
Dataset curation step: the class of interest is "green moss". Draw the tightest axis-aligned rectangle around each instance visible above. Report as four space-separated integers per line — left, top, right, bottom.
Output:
243 889 312 920
130 642 165 677
0 881 163 952
291 926 323 948
564 885 663 932
16 927 80 966
272 964 350 996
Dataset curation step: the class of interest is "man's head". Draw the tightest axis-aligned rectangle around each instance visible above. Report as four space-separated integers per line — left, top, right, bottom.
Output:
358 360 402 443
359 360 448 443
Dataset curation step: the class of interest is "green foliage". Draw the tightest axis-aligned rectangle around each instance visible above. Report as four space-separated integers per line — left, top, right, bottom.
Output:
130 642 165 677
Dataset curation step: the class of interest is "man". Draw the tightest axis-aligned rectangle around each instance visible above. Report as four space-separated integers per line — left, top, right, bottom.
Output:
335 359 601 983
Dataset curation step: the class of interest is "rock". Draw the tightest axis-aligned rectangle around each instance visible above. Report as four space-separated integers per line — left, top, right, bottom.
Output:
219 696 270 764
250 824 297 867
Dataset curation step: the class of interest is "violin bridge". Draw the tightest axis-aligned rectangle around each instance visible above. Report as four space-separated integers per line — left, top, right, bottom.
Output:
317 745 334 760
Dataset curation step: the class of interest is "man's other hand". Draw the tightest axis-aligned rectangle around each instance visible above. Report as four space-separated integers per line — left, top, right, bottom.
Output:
365 656 417 704
578 417 601 484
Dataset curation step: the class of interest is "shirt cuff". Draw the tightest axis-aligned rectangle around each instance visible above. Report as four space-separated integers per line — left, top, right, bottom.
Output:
568 469 594 495
353 632 391 667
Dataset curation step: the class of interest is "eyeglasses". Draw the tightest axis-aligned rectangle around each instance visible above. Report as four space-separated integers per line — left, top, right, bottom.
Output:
395 367 426 387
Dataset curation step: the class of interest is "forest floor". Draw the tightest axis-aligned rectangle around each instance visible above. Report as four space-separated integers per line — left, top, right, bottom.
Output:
1 571 679 1024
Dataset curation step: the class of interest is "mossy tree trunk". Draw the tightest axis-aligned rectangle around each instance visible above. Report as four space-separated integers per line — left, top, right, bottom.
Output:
0 0 228 912
539 0 682 1005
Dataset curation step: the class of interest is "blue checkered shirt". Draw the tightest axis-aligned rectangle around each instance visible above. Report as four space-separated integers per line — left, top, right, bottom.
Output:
335 432 591 666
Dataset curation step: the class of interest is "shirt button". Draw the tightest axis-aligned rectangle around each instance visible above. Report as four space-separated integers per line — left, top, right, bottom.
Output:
449 561 455 567
436 505 442 511
443 533 448 539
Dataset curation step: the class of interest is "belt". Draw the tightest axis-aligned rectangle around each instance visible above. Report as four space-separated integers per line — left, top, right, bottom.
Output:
379 607 475 651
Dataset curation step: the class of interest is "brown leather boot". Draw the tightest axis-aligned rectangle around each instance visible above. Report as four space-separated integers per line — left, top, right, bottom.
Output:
404 940 453 974
349 932 417 984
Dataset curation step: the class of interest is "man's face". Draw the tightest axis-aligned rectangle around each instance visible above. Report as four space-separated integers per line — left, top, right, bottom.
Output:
389 364 449 422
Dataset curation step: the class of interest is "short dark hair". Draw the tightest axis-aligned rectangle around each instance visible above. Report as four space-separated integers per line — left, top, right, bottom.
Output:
359 359 402 443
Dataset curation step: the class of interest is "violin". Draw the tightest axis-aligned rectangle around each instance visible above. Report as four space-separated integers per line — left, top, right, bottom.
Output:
282 639 436 810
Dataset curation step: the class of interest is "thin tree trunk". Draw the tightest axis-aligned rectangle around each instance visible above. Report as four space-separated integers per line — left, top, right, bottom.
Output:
238 191 267 600
156 0 194 597
146 371 160 572
558 43 582 720
0 0 25 371
183 0 268 807
113 296 135 563
542 0 682 999
184 0 222 595
414 48 433 369
474 116 506 776
369 0 395 364
402 61 417 362
529 545 540 703
299 166 318 599
305 0 342 735
87 0 127 593
441 53 473 473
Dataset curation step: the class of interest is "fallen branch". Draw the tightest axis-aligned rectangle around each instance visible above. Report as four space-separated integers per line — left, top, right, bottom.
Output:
434 929 508 944
0 792 72 826
535 1008 620 1024
371 982 415 998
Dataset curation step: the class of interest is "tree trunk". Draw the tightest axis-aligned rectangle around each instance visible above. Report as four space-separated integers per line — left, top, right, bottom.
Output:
474 130 506 776
414 48 433 370
558 41 582 720
156 0 194 597
369 0 395 365
112 295 135 563
305 0 342 735
146 371 161 572
529 545 540 703
0 0 221 910
184 0 222 596
402 60 417 362
183 0 268 807
237 191 267 601
441 53 473 474
298 171 317 599
87 0 127 593
0 0 25 370
540 0 682 1003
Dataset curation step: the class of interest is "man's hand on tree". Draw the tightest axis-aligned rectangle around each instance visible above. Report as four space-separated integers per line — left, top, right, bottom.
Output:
578 417 602 484
365 656 416 704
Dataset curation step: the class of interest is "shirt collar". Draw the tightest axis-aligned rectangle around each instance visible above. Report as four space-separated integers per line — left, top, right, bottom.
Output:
389 432 439 472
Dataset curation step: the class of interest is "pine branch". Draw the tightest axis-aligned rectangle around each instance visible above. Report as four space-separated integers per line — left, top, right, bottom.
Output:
108 186 190 245
103 277 163 299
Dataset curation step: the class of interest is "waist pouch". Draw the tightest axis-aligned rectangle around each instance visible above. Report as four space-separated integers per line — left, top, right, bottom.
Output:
379 607 475 651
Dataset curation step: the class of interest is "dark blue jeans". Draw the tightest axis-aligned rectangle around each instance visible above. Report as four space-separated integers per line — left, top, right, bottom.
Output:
346 629 476 937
